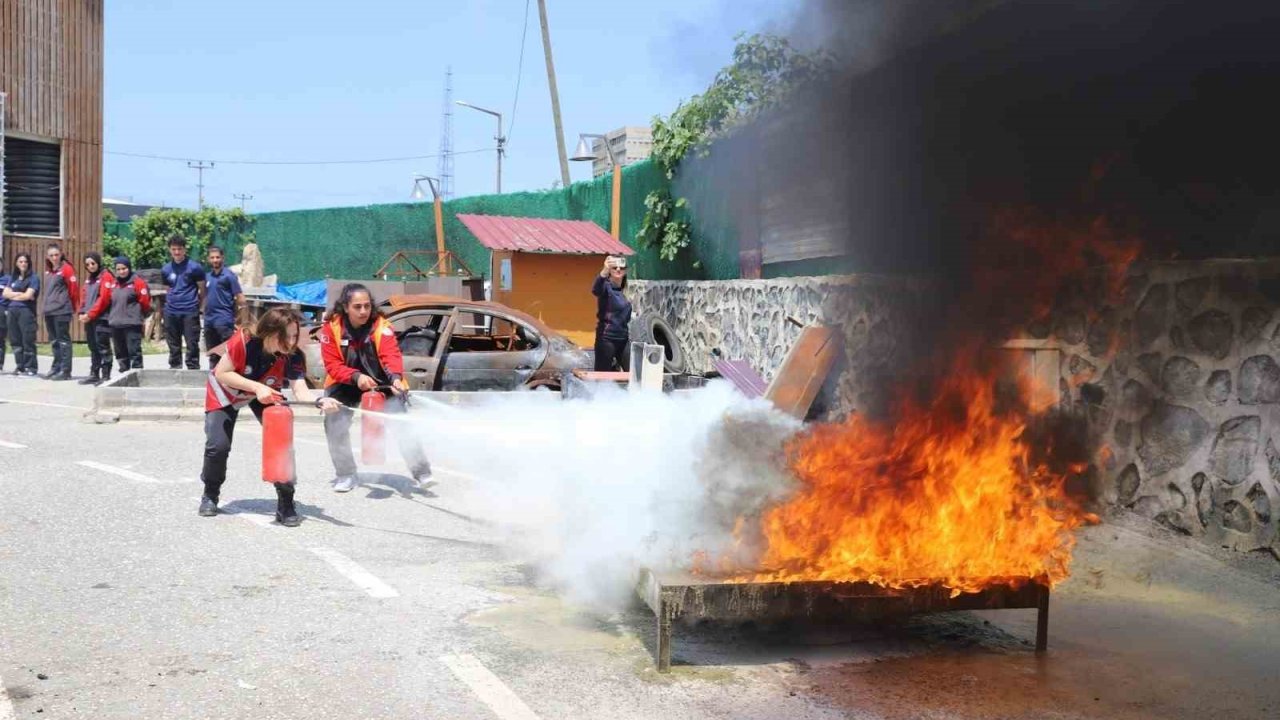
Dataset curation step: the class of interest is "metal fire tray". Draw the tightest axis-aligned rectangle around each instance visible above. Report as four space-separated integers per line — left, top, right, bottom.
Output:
636 568 1049 672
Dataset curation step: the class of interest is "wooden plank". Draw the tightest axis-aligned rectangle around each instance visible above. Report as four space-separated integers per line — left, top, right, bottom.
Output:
764 326 842 420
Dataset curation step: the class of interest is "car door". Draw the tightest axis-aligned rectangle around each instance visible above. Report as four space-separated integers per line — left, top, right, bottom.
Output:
386 309 452 391
437 310 549 391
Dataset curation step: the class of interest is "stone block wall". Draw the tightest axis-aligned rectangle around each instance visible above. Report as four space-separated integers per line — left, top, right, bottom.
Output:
1052 260 1280 555
627 275 928 419
632 259 1280 556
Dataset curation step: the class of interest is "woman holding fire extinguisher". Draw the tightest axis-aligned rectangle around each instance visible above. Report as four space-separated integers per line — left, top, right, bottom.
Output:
199 306 341 525
320 283 433 493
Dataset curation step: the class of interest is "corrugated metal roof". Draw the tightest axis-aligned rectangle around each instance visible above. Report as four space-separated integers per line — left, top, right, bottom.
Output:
457 214 635 255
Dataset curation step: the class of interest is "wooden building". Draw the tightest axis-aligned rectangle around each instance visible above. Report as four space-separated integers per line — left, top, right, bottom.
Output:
457 214 634 348
1 0 104 341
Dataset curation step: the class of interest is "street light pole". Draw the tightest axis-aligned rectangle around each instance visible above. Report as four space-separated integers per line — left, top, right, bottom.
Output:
456 101 505 193
571 133 621 240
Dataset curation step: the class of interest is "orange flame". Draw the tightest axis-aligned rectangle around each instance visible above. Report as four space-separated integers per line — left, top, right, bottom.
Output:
746 353 1093 594
718 211 1136 595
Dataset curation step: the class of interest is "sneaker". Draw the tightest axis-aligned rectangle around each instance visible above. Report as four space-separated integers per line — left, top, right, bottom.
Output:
198 496 219 517
23 370 38 377
411 469 436 491
333 475 357 493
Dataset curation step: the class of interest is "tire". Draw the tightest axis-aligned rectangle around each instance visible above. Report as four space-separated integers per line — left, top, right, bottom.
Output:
634 312 686 375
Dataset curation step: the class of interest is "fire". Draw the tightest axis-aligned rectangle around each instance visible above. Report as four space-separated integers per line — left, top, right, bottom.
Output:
726 211 1136 595
746 351 1093 594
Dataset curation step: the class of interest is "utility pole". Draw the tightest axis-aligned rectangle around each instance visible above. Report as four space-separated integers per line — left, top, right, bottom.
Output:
187 161 214 210
537 0 571 188
456 102 505 193
438 67 455 200
233 193 253 211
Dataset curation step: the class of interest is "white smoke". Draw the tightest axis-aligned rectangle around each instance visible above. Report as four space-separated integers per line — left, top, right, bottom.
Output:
404 381 802 609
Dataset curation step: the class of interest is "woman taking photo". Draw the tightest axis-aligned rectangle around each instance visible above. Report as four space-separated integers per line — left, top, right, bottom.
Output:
3 253 40 377
319 283 433 493
591 255 632 372
77 252 114 385
200 306 340 525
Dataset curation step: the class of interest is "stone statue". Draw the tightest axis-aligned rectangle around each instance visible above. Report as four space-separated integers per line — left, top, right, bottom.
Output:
232 243 265 288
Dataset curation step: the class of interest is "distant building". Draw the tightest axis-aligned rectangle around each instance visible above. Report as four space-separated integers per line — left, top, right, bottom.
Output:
103 198 164 222
590 126 653 178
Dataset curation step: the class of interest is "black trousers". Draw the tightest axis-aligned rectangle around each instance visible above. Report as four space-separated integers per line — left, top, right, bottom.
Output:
323 387 431 479
593 334 631 372
44 314 73 376
86 319 114 375
0 312 7 369
165 313 202 370
201 403 296 509
204 324 235 370
111 326 144 371
7 308 38 372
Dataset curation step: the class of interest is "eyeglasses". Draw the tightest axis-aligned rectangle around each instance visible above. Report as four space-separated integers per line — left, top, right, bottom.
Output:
611 266 627 272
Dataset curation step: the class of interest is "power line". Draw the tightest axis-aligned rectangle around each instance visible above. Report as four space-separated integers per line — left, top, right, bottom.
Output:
508 0 532 141
106 148 491 166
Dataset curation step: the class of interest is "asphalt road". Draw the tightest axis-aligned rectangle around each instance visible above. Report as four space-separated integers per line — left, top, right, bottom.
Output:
1 358 1277 719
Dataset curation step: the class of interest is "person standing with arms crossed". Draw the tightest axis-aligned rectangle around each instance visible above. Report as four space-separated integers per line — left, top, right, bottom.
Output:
76 252 114 385
85 256 152 372
41 243 80 381
161 235 206 370
202 245 245 369
4 253 40 376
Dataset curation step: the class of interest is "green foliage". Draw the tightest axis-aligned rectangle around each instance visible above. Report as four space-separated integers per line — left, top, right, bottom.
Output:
641 33 836 263
638 189 692 263
124 207 255 268
102 207 119 223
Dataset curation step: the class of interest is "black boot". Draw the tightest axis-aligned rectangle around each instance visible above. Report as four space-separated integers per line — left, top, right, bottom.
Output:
100 365 112 384
275 484 300 527
198 495 219 516
78 368 101 385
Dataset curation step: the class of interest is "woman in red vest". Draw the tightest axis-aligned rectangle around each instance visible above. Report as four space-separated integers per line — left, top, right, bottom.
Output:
319 283 432 493
201 307 340 525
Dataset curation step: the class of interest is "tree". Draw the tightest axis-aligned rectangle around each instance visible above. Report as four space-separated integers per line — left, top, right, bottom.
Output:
639 34 836 263
124 207 255 268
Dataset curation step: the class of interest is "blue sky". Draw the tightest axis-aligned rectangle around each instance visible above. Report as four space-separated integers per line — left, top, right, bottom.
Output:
103 0 799 212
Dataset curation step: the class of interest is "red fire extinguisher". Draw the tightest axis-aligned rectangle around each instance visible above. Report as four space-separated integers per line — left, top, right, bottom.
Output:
361 390 386 465
261 402 295 484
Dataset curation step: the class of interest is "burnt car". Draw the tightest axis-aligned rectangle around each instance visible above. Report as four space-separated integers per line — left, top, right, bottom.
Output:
302 294 592 392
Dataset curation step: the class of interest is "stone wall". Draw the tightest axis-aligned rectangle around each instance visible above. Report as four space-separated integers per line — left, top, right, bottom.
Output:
628 275 928 418
633 259 1280 557
1054 260 1280 555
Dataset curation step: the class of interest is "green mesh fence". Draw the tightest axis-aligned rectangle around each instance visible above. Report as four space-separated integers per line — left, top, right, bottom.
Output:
100 158 754 285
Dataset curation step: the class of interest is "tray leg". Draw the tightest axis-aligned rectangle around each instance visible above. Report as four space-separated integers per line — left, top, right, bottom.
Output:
657 598 673 672
1035 583 1049 654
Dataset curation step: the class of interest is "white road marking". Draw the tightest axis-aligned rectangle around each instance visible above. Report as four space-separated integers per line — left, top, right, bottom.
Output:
0 440 27 449
0 397 90 411
237 512 276 528
441 653 542 720
0 671 15 720
308 547 399 598
75 460 192 485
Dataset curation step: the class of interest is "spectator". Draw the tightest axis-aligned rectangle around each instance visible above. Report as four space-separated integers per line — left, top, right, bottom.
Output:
591 255 632 372
319 283 433 493
42 242 80 380
199 307 340 524
4 254 40 376
0 259 9 372
86 256 151 373
161 235 206 370
202 245 245 369
77 252 114 385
